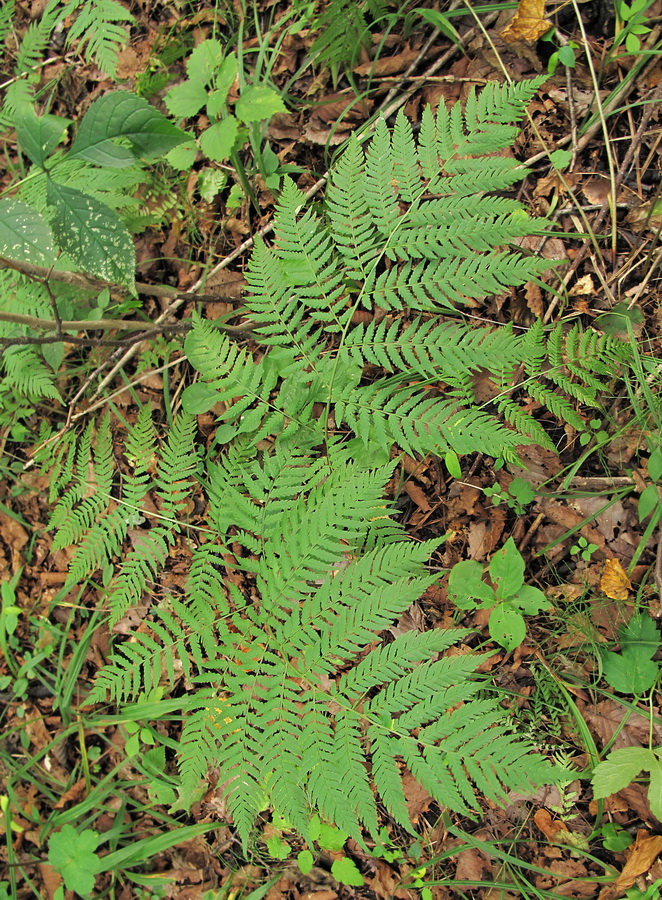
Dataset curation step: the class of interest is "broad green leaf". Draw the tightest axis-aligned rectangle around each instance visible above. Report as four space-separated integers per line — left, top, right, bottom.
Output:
181 382 222 414
444 449 461 479
601 646 659 695
639 484 660 522
166 141 198 170
488 537 524 599
266 835 291 859
549 149 572 170
489 604 525 652
165 80 209 119
647 755 662 821
235 85 286 123
200 116 239 162
15 105 71 167
622 613 659 657
297 849 314 875
46 180 136 289
0 199 55 265
514 585 548 615
317 823 347 851
69 92 190 167
331 857 364 886
447 560 494 609
48 825 101 896
592 747 655 798
186 39 224 85
210 53 238 111
650 448 662 483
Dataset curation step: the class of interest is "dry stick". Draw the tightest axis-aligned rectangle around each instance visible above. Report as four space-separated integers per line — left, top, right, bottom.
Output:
0 257 245 305
89 9 500 400
543 72 662 323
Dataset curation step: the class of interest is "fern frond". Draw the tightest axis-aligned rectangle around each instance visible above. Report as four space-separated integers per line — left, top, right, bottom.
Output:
64 0 135 77
51 414 114 549
2 346 60 399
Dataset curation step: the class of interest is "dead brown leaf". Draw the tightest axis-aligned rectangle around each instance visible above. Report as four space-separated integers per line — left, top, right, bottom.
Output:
582 700 662 751
500 0 552 43
354 46 420 77
601 559 631 600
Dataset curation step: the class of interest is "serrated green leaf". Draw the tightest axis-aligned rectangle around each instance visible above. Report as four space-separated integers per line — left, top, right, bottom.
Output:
592 747 656 799
166 141 198 170
235 85 286 123
622 613 659 657
601 646 659 695
48 825 101 896
489 604 525 652
15 105 71 167
210 53 238 111
200 116 238 162
488 537 524 599
165 80 209 119
186 39 224 85
318 823 347 851
46 180 136 288
0 199 56 265
331 857 364 886
69 92 190 167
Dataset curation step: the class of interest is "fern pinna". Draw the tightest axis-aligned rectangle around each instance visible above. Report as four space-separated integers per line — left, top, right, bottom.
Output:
46 80 634 846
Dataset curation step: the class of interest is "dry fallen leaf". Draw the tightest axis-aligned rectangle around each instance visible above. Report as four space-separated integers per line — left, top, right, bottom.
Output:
598 830 662 900
601 558 631 600
500 0 552 43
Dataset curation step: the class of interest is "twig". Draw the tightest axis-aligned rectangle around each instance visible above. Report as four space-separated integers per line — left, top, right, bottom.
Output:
0 257 245 305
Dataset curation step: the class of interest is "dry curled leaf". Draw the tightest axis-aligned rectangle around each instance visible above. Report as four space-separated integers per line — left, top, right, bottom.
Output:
601 558 631 600
500 0 552 43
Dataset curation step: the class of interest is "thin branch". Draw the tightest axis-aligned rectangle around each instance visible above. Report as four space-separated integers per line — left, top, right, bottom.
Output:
0 256 245 305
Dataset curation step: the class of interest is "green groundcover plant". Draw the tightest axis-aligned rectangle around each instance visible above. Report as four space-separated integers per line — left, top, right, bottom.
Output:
3 77 633 849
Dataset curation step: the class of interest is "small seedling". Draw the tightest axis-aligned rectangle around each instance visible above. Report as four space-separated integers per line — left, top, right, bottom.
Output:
448 538 549 651
598 822 634 852
483 477 535 516
570 535 599 561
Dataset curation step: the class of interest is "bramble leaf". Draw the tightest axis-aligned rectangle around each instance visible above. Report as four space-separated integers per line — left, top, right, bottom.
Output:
46 180 136 288
69 92 190 167
15 104 71 167
0 199 55 265
235 85 286 123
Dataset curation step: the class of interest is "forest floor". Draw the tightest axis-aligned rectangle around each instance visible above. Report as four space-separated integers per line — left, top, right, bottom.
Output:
2 1 662 898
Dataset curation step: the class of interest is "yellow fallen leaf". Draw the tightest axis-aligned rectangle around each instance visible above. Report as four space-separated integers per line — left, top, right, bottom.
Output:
500 0 552 43
600 558 631 600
